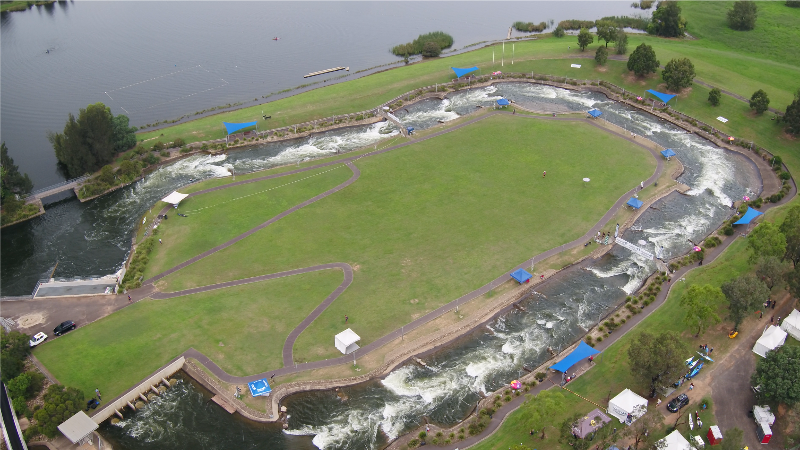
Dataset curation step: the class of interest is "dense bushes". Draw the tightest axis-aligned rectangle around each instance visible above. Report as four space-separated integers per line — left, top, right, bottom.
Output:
78 160 145 199
599 15 650 30
513 21 547 32
391 32 453 57
27 384 85 439
558 19 595 30
1 329 31 383
121 233 157 290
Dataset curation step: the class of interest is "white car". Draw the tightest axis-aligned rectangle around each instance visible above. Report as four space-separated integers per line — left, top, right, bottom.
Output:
29 332 47 347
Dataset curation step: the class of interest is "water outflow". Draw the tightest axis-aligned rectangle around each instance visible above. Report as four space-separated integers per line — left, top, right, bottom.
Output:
82 83 758 450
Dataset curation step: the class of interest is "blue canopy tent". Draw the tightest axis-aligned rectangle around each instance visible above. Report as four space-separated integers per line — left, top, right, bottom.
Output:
451 67 479 78
551 341 600 373
626 197 644 209
247 378 272 397
660 149 676 159
510 268 533 284
733 207 764 225
496 98 510 107
645 89 677 105
223 121 258 144
587 109 602 118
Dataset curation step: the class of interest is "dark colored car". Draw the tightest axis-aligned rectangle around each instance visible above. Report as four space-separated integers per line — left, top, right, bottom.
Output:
86 399 99 410
667 393 689 413
53 320 76 336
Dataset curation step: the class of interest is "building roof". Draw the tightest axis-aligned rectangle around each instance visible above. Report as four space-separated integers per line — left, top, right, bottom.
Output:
658 430 691 450
609 389 647 412
57 411 98 444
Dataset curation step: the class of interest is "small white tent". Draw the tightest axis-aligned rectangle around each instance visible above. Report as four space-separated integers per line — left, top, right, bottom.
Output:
753 325 787 358
334 328 360 355
657 430 691 450
607 389 648 424
161 191 189 206
781 309 800 340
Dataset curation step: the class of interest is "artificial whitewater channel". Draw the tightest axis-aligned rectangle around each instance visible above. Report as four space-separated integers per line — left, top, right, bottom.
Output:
87 82 759 450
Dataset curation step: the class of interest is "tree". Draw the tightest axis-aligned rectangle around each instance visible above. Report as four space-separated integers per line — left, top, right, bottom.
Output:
1 142 33 196
780 206 800 267
648 1 687 37
720 428 744 450
680 284 723 337
1 329 31 383
577 28 594 51
595 46 608 65
553 26 566 38
749 89 770 114
111 114 137 153
661 58 695 91
755 256 784 290
708 88 722 106
517 390 568 440
788 1 800 7
596 20 617 47
628 331 688 398
48 102 116 177
627 43 660 77
728 1 758 31
751 346 800 405
421 41 441 57
615 28 628 54
785 263 800 299
622 409 661 450
781 88 800 136
30 384 85 438
721 275 770 330
747 221 786 264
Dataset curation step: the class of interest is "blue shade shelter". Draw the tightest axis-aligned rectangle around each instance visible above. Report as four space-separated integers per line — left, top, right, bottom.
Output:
551 341 600 373
496 98 510 106
626 197 644 209
248 379 271 397
223 121 258 134
452 67 478 78
510 268 533 283
588 109 602 118
646 89 676 104
733 207 764 225
661 149 676 158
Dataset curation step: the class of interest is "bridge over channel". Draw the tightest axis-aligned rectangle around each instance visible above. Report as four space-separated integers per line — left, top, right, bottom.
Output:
25 175 90 201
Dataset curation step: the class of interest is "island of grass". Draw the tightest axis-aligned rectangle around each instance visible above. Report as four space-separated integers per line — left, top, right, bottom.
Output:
34 113 655 400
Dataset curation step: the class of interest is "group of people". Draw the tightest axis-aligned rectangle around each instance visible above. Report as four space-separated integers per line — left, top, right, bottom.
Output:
595 231 611 245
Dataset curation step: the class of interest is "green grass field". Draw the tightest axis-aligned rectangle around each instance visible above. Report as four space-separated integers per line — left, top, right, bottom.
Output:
33 269 344 400
143 165 354 279
151 115 654 363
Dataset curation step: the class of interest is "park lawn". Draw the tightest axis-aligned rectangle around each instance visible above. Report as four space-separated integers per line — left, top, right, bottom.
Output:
472 237 759 450
143 164 354 279
155 115 655 363
33 269 344 400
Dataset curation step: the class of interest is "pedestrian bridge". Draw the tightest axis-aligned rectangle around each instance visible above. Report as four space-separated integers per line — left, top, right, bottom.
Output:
26 175 90 201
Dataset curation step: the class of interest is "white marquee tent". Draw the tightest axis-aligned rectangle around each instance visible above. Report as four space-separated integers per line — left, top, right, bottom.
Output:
161 191 189 206
607 389 647 424
657 430 692 450
753 325 787 358
335 328 360 355
781 309 800 340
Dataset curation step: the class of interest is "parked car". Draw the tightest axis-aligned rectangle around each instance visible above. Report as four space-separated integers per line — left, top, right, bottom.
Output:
86 399 99 411
53 320 76 336
29 332 48 347
667 393 690 413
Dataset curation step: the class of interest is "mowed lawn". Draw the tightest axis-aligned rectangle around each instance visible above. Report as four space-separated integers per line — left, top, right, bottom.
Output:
33 269 344 400
473 237 755 450
158 115 656 362
143 164 354 279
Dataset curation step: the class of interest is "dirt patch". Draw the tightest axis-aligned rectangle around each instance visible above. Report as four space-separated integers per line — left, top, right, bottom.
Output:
409 299 419 304
782 130 798 141
352 264 361 271
16 313 46 328
596 66 609 73
622 71 659 86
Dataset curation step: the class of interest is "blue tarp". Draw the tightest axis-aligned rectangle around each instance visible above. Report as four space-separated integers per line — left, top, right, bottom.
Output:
733 207 764 225
551 341 600 373
496 99 510 106
646 89 677 104
661 149 676 158
510 268 533 283
627 197 644 209
248 379 272 397
223 121 258 135
452 67 479 78
588 109 602 118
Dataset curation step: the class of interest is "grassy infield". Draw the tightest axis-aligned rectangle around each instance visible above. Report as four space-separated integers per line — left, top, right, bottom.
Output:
33 1 800 445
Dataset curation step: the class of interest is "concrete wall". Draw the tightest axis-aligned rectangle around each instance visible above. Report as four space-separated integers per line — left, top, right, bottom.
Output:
91 356 185 424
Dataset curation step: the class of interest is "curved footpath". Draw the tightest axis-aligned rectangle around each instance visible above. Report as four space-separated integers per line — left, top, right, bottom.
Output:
131 110 665 388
